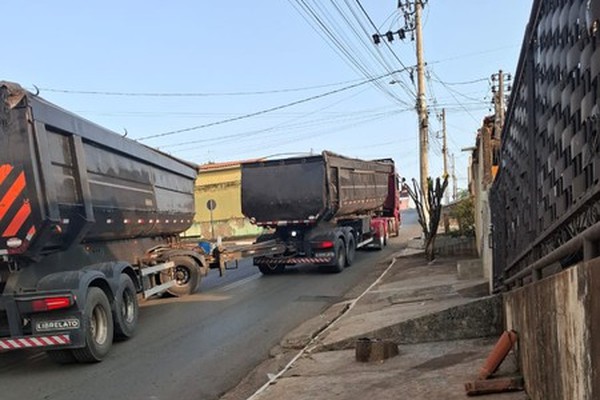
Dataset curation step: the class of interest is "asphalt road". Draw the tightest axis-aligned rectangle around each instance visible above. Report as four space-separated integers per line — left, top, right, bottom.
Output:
0 210 417 400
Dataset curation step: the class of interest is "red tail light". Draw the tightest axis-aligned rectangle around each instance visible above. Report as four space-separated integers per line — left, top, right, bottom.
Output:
314 240 334 249
32 296 73 312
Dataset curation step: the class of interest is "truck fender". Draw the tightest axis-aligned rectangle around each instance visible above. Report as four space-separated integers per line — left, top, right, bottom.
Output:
311 226 348 242
158 250 208 276
306 228 345 244
370 219 387 237
36 269 111 310
82 262 139 293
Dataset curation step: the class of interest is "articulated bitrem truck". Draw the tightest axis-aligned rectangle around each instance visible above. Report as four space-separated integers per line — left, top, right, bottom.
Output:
0 82 401 364
241 152 401 274
0 82 219 363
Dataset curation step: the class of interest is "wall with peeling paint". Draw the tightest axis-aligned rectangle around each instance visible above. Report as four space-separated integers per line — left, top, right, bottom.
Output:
504 260 600 400
183 163 263 239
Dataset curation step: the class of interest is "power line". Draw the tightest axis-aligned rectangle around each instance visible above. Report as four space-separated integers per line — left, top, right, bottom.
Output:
378 10 401 30
324 0 413 103
33 78 368 97
161 90 390 150
427 44 520 65
192 109 404 159
430 69 480 124
440 87 489 103
137 69 408 141
74 108 394 119
337 136 413 151
326 0 410 102
291 0 394 102
353 0 416 97
201 110 397 150
431 77 489 86
288 0 411 106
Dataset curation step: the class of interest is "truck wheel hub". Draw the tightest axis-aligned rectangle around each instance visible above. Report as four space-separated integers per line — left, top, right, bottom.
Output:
174 266 190 284
91 304 108 345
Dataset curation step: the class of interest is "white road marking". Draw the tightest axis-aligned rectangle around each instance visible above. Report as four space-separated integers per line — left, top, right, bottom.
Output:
217 273 262 292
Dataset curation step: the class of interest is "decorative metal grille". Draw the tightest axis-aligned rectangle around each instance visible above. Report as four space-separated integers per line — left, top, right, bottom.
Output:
490 0 600 287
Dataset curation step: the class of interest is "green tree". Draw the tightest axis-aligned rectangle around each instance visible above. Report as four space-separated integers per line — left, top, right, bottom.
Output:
449 196 475 236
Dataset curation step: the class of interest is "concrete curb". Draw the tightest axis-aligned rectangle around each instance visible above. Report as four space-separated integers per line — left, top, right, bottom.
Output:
393 248 425 258
281 301 349 350
314 294 503 351
245 256 400 400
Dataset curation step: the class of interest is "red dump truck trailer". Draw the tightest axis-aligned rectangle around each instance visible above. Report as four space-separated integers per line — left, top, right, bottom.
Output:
241 152 401 274
0 82 220 363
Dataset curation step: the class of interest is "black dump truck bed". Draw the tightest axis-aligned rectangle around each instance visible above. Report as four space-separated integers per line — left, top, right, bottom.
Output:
0 81 197 260
241 151 393 224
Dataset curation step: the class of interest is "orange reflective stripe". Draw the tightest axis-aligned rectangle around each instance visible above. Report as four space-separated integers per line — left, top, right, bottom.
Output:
2 201 31 237
0 164 13 186
27 225 37 238
0 172 26 221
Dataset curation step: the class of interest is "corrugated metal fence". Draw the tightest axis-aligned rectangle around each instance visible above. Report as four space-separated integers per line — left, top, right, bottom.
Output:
490 0 600 289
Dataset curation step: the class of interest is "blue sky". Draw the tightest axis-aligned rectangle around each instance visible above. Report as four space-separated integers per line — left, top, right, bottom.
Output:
3 1 532 189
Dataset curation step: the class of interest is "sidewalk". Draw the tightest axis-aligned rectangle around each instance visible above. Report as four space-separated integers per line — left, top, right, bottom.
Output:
223 236 528 400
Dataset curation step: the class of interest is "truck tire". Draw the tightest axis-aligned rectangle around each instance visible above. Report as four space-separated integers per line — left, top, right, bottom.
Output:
46 349 77 364
72 287 114 363
326 239 346 273
374 232 385 250
258 264 286 275
345 235 356 267
113 274 138 340
375 236 385 250
161 256 200 297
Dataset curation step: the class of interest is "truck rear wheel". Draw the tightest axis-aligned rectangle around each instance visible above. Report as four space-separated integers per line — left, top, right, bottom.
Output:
258 264 286 275
374 233 385 250
113 274 138 339
160 256 200 297
345 236 356 267
72 287 114 363
325 239 346 273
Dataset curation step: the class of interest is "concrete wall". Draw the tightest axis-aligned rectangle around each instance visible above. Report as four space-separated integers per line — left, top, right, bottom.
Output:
184 163 262 239
479 193 493 284
471 138 493 288
435 235 477 257
504 260 600 400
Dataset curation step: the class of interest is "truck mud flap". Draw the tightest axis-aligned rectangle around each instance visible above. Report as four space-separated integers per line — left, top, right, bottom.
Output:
1 310 85 351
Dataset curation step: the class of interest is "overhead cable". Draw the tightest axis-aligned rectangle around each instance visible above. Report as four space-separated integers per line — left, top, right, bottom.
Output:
138 69 409 141
34 77 366 97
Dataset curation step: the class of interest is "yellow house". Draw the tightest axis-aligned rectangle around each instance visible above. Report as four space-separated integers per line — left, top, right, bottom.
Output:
184 160 263 239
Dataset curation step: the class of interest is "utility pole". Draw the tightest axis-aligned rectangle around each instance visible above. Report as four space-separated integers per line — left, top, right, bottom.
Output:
494 70 505 138
497 71 505 131
438 108 449 204
451 153 457 201
372 1 429 219
491 70 511 139
414 1 429 216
